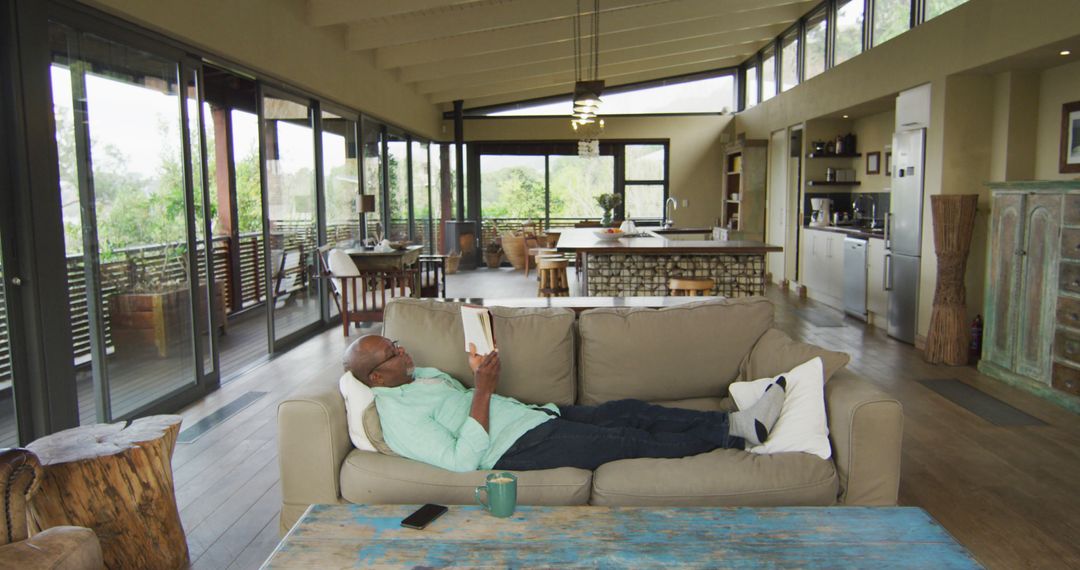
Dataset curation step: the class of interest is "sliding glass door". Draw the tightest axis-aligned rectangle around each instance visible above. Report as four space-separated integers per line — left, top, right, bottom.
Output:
0 228 17 446
260 88 321 344
49 23 209 421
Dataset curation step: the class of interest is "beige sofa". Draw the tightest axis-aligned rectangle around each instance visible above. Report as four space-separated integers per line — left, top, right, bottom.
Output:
278 297 903 533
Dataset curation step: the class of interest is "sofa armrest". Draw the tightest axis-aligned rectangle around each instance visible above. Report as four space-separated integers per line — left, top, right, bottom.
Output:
0 526 102 570
278 378 352 535
825 369 903 505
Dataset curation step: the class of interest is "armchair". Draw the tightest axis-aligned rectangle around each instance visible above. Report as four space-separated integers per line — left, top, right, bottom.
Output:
0 448 102 570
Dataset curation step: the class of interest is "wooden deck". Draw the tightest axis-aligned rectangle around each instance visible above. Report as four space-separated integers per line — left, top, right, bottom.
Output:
0 300 284 446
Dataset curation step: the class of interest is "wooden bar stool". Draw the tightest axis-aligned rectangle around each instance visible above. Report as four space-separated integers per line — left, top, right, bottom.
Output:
668 277 714 296
525 247 558 278
537 256 570 297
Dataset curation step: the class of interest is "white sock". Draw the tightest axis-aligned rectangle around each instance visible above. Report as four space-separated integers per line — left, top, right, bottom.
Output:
730 376 787 446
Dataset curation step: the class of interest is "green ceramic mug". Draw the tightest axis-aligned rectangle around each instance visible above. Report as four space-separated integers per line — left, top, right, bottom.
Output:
475 472 517 518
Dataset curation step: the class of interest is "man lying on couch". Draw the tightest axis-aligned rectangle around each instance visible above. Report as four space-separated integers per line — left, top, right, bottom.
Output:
343 334 788 473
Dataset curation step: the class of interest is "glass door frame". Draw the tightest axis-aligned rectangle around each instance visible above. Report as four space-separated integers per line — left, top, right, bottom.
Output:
256 83 329 352
46 10 222 422
316 101 361 325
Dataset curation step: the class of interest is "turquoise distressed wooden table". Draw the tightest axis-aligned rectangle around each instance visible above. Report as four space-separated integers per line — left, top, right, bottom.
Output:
262 504 982 569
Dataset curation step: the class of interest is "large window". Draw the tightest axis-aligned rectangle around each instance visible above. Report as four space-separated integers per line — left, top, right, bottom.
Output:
477 143 666 230
926 0 967 20
480 155 545 222
834 0 865 65
744 63 759 109
780 30 799 92
873 0 911 47
803 9 828 80
624 144 666 221
761 46 777 102
361 118 383 238
412 140 433 251
549 156 614 220
386 131 410 240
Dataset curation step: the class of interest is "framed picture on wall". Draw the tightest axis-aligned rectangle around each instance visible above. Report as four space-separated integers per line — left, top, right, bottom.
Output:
885 151 892 176
1062 100 1080 173
867 151 881 175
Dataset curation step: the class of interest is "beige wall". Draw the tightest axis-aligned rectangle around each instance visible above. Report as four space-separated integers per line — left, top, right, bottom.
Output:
79 0 443 139
459 116 733 228
854 111 896 194
1035 59 1080 179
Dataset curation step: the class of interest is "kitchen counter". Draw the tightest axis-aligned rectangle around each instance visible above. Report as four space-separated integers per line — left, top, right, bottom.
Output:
555 228 782 297
556 228 782 254
803 225 885 240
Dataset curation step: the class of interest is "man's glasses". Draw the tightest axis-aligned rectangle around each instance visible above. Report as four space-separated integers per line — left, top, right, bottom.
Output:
371 340 401 374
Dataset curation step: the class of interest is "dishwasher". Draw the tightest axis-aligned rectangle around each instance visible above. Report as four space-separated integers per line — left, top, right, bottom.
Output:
843 237 868 321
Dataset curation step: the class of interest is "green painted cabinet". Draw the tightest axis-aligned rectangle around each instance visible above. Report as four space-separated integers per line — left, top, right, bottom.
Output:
981 181 1080 412
983 193 1024 370
983 192 1060 382
1014 194 1062 380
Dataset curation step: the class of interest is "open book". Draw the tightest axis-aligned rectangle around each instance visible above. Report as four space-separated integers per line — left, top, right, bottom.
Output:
461 305 496 355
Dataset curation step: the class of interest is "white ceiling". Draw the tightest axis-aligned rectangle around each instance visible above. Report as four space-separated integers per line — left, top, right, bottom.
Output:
306 0 818 109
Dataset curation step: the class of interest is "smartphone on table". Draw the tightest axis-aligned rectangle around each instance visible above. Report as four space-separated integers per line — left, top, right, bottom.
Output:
401 504 448 530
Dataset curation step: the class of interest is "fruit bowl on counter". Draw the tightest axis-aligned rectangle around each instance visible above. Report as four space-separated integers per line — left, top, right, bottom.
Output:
593 228 625 241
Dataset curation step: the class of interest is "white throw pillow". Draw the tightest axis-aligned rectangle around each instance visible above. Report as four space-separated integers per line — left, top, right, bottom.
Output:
339 371 376 452
728 357 831 460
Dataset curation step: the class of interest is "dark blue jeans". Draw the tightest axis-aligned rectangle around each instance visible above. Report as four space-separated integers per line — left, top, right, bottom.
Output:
493 399 744 471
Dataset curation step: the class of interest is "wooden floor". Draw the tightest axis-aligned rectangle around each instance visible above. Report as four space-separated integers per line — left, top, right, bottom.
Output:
171 267 1080 569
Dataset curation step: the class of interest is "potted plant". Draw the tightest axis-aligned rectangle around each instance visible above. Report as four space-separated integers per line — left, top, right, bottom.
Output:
596 193 623 227
108 244 194 358
484 240 504 268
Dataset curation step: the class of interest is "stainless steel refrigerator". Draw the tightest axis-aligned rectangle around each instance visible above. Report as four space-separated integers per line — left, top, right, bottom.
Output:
886 128 926 344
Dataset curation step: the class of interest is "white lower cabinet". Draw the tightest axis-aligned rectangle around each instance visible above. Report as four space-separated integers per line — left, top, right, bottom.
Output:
867 238 889 325
800 228 844 306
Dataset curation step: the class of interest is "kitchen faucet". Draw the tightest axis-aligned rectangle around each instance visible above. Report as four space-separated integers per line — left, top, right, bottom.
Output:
663 197 678 228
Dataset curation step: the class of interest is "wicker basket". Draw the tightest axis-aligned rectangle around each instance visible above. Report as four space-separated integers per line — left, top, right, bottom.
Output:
445 253 461 274
501 234 528 270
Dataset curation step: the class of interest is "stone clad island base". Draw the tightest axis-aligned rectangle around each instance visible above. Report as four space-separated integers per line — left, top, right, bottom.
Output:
262 504 981 569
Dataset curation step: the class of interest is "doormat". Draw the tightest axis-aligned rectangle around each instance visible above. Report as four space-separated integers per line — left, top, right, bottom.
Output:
918 380 1045 426
793 306 844 328
177 391 268 444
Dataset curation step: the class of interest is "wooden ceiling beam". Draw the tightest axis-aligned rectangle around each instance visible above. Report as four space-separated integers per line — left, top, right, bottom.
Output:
347 0 668 51
427 50 750 103
307 0 484 27
373 0 812 68
398 4 802 83
452 57 746 109
414 27 778 95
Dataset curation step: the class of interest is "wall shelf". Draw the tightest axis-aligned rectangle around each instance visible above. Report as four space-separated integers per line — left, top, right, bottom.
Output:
807 152 862 159
807 180 862 187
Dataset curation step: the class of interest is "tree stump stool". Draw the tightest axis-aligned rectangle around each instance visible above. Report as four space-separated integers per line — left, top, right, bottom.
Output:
26 415 188 570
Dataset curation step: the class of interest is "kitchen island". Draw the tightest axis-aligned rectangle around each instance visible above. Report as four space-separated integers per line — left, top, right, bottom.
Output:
556 228 782 297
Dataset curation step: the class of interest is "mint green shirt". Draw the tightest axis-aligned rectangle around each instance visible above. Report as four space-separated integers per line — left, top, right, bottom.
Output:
372 367 558 472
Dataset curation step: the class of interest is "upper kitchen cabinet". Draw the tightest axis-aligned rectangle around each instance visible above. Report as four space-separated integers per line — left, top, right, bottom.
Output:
895 84 931 131
722 138 768 242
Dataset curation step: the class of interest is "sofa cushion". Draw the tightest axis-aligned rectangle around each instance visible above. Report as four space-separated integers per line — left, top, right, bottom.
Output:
742 328 850 382
384 298 577 405
340 372 376 452
361 403 398 456
590 449 838 506
340 449 592 505
577 297 774 405
730 357 831 460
